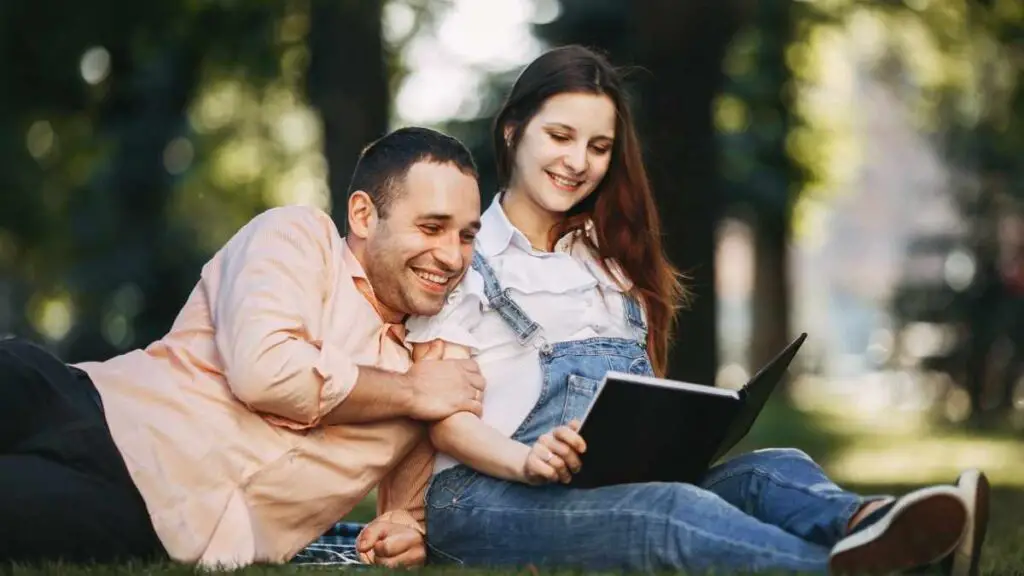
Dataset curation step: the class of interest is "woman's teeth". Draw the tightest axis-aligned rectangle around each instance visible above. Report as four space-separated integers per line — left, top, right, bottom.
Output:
549 172 582 189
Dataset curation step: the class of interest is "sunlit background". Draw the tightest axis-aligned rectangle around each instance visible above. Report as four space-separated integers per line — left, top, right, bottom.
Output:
2 0 1024 490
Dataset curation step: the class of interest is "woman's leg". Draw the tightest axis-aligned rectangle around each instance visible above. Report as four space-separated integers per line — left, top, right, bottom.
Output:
701 448 968 574
424 468 830 574
699 448 865 546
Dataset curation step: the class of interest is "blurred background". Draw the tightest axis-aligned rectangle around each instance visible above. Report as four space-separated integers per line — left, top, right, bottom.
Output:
2 0 1023 489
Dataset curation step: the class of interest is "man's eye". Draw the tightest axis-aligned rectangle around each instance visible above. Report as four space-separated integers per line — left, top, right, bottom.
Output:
420 224 442 234
461 232 477 244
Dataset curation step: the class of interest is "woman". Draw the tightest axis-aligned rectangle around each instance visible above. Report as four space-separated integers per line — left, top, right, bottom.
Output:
404 45 988 575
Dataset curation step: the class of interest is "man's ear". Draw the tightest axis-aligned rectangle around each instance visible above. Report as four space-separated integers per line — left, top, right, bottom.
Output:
347 190 378 239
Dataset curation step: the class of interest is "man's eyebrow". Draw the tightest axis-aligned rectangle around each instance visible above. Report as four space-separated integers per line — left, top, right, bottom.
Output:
418 214 482 230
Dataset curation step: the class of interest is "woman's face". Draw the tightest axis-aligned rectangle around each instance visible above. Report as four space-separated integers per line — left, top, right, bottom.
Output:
507 92 616 215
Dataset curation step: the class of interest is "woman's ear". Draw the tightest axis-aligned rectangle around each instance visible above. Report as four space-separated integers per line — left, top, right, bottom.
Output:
347 190 379 239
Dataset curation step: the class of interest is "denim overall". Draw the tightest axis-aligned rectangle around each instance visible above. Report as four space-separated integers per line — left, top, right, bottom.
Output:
423 252 865 573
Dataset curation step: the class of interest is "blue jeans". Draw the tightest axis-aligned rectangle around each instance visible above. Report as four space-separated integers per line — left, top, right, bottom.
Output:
425 252 867 573
425 448 866 573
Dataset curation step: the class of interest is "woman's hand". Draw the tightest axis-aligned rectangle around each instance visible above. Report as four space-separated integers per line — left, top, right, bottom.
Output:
522 420 587 485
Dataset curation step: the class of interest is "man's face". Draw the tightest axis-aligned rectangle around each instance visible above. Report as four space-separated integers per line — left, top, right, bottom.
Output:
364 161 481 317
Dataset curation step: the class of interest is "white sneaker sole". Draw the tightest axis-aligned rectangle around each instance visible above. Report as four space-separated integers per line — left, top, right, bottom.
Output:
829 485 968 575
950 469 990 576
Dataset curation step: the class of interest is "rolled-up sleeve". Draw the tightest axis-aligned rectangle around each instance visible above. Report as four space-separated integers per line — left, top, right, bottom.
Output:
209 206 358 430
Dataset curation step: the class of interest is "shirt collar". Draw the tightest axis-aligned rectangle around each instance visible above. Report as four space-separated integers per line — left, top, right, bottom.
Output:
474 194 634 291
341 237 369 280
476 193 600 258
475 194 533 257
342 238 409 333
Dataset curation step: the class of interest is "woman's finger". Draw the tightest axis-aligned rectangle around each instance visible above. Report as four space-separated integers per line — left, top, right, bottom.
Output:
541 433 582 473
527 451 560 483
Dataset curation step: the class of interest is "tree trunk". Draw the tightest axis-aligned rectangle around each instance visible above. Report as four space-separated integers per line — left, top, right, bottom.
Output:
307 0 389 228
750 212 791 370
748 0 796 372
630 0 748 383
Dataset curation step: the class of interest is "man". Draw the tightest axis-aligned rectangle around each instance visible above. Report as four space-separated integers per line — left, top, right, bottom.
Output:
0 126 481 568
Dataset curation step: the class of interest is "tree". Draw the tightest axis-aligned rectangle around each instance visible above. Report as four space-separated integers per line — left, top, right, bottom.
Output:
718 1 801 372
307 0 390 225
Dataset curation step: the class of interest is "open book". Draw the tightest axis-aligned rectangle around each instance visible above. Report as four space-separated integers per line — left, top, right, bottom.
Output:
569 333 807 488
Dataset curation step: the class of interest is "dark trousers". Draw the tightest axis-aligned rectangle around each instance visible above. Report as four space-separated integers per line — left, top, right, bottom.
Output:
0 336 167 565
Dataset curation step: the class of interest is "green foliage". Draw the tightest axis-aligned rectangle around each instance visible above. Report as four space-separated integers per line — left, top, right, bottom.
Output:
0 0 339 361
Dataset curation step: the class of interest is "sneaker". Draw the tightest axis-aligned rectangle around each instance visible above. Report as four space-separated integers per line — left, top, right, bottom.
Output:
943 469 990 576
829 485 968 575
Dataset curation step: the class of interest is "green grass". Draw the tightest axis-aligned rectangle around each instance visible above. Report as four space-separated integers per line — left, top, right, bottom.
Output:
5 502 1024 576
7 391 1024 574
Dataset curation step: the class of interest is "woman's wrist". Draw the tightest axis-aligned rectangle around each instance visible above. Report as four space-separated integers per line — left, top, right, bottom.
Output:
501 441 532 483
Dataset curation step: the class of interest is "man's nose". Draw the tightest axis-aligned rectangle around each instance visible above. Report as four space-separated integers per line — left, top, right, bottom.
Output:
434 240 464 272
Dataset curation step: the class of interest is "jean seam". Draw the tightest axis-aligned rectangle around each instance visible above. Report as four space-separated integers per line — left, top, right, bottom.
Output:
705 460 858 506
444 503 826 568
425 539 465 566
704 462 863 543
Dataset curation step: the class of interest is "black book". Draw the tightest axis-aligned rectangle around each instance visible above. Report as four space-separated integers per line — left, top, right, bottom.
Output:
569 333 807 488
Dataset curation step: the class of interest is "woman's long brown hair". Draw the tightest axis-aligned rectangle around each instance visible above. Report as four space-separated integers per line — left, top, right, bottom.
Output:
493 45 690 377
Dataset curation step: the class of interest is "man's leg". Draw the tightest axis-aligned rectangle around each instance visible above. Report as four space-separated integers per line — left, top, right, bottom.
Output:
0 454 165 564
701 448 968 573
0 337 102 451
0 336 166 564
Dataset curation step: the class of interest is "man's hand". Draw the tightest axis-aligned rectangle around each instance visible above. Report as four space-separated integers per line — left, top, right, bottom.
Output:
403 356 485 421
522 420 587 485
356 520 426 568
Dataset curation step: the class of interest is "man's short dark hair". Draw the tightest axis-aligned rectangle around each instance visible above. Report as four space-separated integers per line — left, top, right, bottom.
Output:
346 126 478 218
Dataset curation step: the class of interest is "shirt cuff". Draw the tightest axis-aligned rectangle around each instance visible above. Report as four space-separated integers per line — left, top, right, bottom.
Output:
263 341 359 430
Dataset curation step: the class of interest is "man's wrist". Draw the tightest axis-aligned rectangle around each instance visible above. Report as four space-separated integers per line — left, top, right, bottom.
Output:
371 510 425 536
392 371 417 418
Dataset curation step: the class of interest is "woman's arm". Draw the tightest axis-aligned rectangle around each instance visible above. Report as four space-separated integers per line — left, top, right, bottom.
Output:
414 340 531 483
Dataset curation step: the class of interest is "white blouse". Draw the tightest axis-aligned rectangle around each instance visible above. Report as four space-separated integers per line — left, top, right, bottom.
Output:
406 196 644 474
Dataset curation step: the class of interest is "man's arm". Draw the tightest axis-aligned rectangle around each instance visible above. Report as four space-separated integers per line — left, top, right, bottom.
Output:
319 366 414 425
358 341 482 568
212 206 484 429
212 206 357 429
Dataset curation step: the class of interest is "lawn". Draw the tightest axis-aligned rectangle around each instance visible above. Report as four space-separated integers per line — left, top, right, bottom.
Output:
6 378 1024 575
6 503 1023 575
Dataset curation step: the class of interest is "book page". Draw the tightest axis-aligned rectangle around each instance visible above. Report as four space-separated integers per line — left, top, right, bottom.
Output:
604 371 741 399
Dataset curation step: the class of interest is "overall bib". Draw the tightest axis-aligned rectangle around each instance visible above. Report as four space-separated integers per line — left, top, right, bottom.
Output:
423 252 862 573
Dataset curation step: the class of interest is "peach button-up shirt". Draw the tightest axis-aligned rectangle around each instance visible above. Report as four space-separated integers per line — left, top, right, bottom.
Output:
74 205 434 568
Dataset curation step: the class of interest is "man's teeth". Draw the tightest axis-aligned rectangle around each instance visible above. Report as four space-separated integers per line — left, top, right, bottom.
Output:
550 173 582 188
416 271 448 284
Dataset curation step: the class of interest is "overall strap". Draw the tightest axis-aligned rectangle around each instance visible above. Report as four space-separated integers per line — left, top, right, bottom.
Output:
621 293 649 348
471 251 542 346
